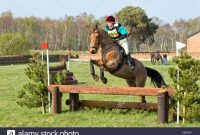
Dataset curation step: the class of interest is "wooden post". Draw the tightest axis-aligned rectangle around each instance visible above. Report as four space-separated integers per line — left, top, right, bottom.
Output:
157 90 169 123
52 86 62 114
69 93 79 111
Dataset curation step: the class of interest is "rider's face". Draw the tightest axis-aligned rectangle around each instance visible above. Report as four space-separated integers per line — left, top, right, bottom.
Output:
107 22 114 29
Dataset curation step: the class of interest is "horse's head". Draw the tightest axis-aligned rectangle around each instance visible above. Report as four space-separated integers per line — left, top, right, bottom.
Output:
88 25 102 54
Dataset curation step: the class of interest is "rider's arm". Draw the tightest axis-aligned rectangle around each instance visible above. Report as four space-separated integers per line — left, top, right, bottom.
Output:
116 34 127 41
116 26 127 41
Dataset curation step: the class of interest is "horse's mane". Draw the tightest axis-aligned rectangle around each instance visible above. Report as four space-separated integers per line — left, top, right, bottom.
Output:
98 28 113 41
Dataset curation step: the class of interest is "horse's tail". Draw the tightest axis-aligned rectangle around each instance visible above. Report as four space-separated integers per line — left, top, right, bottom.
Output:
145 67 166 88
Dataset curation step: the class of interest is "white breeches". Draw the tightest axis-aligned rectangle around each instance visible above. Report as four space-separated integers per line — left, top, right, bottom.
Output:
117 38 129 55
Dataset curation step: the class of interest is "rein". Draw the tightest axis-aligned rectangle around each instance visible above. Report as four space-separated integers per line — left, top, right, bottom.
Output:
98 30 118 51
98 31 124 73
100 42 116 51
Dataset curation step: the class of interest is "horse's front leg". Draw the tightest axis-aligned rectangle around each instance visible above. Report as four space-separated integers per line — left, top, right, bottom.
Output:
100 66 107 84
152 58 155 64
90 59 99 82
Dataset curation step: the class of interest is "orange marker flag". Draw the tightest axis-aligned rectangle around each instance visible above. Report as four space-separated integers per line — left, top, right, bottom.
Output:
40 42 49 49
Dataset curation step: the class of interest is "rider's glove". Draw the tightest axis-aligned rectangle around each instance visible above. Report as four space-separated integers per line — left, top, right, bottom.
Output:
114 38 120 42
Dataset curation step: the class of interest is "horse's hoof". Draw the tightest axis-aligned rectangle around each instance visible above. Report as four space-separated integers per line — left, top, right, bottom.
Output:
100 77 107 84
92 75 99 82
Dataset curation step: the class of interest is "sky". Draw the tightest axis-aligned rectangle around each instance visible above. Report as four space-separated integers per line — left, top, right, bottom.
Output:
0 0 200 24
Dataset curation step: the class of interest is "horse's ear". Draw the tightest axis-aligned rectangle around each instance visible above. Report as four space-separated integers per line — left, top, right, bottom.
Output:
95 24 98 29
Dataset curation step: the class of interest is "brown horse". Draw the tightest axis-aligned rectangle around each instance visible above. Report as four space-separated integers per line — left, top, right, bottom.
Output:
88 25 166 103
150 51 163 64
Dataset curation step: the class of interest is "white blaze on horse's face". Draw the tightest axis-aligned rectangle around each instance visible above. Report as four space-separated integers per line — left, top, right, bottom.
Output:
89 30 100 54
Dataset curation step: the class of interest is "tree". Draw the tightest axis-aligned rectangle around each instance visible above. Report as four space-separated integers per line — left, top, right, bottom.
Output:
116 6 158 51
173 19 189 43
154 24 174 52
0 33 31 55
0 11 14 33
17 52 68 114
168 51 200 122
17 52 48 114
1 10 200 52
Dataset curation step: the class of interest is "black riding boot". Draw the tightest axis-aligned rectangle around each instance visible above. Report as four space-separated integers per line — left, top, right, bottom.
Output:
127 53 135 70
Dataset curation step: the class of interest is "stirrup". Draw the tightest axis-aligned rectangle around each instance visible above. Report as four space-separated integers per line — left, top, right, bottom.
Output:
128 60 134 70
129 64 134 70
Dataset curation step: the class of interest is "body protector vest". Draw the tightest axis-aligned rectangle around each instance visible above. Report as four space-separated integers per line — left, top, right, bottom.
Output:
105 23 127 39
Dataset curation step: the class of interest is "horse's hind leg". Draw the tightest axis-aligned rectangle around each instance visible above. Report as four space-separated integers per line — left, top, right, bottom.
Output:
126 79 146 103
151 57 153 63
126 79 136 100
135 79 147 103
100 66 107 84
126 78 136 87
140 96 146 103
90 60 99 82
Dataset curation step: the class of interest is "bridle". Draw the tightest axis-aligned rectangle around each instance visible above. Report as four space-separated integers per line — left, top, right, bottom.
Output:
89 30 115 51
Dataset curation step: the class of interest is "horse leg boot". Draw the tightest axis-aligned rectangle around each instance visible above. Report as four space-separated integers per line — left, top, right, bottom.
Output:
100 66 107 84
90 60 99 81
127 53 135 70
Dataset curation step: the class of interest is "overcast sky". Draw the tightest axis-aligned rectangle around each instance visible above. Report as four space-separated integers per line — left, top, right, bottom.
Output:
0 0 200 23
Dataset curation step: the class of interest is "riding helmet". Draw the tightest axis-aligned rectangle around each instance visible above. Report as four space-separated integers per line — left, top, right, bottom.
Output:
106 16 115 22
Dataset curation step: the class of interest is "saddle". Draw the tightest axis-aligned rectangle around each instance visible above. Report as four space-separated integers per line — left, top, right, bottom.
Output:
107 42 135 73
115 43 135 65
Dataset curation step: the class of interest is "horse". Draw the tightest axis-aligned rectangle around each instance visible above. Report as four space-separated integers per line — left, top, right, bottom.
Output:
150 51 163 64
88 25 166 103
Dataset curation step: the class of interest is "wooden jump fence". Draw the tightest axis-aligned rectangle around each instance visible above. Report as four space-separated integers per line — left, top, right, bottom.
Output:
48 85 175 124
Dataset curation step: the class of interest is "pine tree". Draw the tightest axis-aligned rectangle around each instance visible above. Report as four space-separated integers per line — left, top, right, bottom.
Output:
168 51 200 122
17 52 67 114
17 52 48 114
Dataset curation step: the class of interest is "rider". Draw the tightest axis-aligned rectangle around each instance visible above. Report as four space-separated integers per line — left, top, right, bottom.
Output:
104 15 134 70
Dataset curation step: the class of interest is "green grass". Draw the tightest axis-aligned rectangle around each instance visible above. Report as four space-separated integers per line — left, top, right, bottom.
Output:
29 50 80 55
0 61 199 127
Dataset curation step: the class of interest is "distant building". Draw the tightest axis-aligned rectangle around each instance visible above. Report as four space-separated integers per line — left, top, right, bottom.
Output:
187 31 200 53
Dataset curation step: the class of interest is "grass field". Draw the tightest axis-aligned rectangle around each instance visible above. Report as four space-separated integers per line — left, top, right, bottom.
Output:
0 61 200 127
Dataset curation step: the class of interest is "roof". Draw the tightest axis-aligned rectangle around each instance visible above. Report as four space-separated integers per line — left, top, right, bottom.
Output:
187 30 200 39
